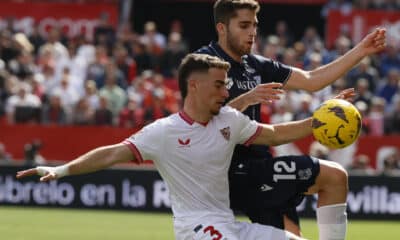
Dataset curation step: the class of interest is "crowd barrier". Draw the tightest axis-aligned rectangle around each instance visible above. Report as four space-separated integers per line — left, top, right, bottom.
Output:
1 166 399 220
1 123 400 168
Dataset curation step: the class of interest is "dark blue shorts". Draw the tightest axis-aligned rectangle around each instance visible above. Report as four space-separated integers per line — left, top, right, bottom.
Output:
228 146 320 228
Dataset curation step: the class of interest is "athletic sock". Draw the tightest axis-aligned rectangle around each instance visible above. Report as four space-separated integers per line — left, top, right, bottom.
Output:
316 203 347 240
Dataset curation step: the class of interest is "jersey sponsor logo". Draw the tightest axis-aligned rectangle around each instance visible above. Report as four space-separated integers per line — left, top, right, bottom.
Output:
260 184 274 192
298 168 312 180
178 138 191 146
219 127 230 141
226 77 234 90
233 75 261 90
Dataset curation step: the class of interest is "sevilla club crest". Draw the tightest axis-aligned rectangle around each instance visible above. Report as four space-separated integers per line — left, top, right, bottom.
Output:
220 127 230 141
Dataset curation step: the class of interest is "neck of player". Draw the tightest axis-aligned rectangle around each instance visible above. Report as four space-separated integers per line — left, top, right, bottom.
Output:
218 39 242 62
183 99 212 124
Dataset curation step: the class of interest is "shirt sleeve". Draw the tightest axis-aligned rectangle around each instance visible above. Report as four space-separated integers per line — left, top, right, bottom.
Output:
123 119 164 164
253 54 292 86
230 108 262 146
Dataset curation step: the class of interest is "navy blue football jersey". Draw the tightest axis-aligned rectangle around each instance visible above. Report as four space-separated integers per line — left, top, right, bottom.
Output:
196 42 292 159
196 41 292 121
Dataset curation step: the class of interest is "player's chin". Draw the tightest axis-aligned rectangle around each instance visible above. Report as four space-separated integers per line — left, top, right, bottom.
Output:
211 106 222 115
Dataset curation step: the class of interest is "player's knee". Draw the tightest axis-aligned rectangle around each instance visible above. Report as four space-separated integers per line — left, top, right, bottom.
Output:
326 162 348 191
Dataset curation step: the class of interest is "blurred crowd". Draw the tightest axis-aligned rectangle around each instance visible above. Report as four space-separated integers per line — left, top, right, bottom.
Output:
0 0 400 173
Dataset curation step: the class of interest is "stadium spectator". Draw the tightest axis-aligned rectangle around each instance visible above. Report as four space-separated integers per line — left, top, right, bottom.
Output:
293 94 313 121
38 27 69 82
86 45 108 88
321 0 353 18
353 78 374 109
113 43 136 84
355 100 372 135
27 24 45 55
144 88 171 125
377 68 399 108
72 97 94 125
365 96 386 136
381 148 400 176
98 71 127 117
51 73 80 122
140 21 166 56
347 57 379 93
93 12 116 54
274 20 294 48
94 95 113 126
159 32 188 78
41 93 67 125
130 39 156 75
0 142 12 163
385 95 400 134
348 154 377 175
82 80 100 109
379 44 400 77
5 82 42 124
118 96 145 128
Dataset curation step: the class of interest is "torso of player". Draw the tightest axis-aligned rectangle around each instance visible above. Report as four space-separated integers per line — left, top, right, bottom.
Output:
159 110 238 219
196 42 291 121
127 107 259 220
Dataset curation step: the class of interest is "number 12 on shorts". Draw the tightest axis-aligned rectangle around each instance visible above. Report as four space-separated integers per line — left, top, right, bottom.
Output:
273 161 296 182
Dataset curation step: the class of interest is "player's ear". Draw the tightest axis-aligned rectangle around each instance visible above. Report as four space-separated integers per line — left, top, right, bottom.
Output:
216 22 226 36
188 77 198 93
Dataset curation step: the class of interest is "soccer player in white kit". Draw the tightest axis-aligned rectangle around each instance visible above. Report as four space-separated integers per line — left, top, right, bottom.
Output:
17 53 355 240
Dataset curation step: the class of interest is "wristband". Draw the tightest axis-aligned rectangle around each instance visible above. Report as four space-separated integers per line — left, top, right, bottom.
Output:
36 165 69 178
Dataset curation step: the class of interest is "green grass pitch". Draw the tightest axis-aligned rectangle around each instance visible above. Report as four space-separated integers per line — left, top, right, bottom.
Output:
1 206 399 239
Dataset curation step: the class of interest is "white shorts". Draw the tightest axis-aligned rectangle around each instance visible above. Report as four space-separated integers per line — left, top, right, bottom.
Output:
174 217 293 240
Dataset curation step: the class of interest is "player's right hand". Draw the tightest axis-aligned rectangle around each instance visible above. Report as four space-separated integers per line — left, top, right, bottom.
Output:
16 166 68 182
245 82 284 106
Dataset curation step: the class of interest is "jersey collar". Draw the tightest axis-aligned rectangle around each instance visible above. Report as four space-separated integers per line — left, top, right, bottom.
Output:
179 111 208 127
209 41 243 67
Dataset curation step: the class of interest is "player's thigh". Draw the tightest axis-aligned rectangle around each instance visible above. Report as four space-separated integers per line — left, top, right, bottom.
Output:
238 222 298 240
248 155 320 204
188 222 239 240
305 159 347 195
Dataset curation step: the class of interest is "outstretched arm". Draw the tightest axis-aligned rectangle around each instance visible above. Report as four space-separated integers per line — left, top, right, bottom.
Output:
252 88 356 146
16 143 134 181
286 28 386 92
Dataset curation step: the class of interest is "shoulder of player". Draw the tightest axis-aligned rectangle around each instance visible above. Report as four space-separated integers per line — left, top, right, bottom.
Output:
246 53 272 65
194 45 214 55
218 106 244 119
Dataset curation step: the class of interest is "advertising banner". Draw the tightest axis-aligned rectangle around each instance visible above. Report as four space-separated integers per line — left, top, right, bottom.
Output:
326 10 400 48
0 1 118 40
1 166 399 219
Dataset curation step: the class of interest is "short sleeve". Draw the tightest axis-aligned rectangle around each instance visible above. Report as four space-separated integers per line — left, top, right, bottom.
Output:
123 120 164 163
230 108 262 146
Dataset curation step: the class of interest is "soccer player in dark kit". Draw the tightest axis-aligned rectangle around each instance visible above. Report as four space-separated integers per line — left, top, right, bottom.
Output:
196 0 386 238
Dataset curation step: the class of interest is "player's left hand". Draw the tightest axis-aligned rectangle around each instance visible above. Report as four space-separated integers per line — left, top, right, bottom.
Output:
334 88 356 102
16 166 68 182
358 27 386 55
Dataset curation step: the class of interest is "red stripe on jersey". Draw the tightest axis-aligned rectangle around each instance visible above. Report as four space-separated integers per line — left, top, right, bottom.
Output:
243 125 262 146
122 140 144 164
179 111 209 126
179 111 194 125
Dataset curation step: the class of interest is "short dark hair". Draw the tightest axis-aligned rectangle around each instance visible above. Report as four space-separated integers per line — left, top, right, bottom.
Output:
178 53 230 100
213 0 260 26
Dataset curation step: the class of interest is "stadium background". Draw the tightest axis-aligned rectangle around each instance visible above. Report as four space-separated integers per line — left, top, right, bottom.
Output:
0 0 400 238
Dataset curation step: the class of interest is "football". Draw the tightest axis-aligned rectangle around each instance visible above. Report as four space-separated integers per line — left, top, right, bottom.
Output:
311 99 362 149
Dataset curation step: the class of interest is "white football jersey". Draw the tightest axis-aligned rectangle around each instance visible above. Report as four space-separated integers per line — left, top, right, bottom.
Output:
124 106 261 222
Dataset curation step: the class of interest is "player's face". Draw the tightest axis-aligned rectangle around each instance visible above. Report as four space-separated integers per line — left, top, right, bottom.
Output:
226 9 258 57
197 68 229 115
